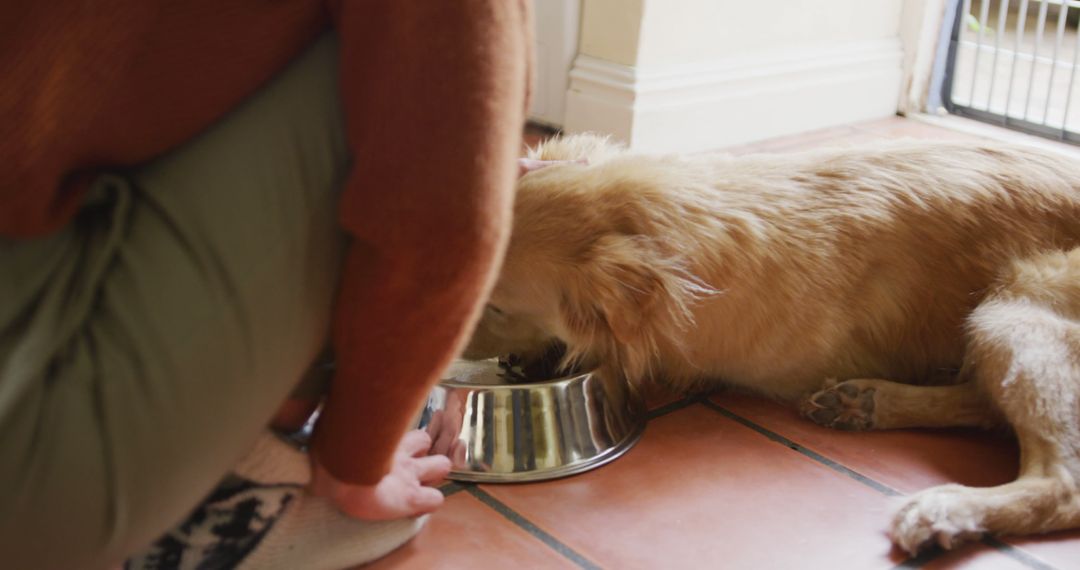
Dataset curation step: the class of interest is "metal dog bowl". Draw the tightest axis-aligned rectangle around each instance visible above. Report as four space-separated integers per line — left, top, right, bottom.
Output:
416 356 645 483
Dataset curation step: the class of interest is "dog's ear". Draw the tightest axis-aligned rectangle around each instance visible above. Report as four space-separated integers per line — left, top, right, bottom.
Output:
558 234 712 381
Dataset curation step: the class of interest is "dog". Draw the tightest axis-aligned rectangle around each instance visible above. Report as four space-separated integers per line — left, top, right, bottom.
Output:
463 133 1080 554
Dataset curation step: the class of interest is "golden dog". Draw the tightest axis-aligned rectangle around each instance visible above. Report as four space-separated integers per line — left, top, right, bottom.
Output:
464 133 1080 553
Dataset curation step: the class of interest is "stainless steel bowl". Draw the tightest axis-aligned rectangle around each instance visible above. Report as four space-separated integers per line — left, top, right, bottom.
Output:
416 358 645 483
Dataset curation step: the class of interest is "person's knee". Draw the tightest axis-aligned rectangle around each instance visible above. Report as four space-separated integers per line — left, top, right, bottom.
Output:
0 373 196 570
0 443 120 569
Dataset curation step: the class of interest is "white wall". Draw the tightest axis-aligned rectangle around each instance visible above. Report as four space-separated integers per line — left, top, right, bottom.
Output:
561 0 908 152
636 0 902 67
529 0 584 127
898 0 949 114
578 0 644 66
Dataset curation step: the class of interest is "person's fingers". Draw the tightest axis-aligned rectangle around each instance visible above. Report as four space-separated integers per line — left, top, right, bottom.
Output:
329 487 391 521
400 429 433 457
430 397 464 455
425 410 443 441
412 454 453 485
426 412 448 455
407 486 446 516
430 424 458 457
429 435 450 457
449 439 467 466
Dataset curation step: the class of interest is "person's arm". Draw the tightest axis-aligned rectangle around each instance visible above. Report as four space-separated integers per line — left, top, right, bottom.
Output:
311 0 531 489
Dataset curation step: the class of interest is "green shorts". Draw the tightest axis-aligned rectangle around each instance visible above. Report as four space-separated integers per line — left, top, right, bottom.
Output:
0 34 347 569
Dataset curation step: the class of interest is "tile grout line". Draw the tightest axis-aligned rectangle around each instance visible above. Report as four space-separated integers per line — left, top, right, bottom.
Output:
430 397 685 566
646 396 697 420
439 481 466 497
699 398 1060 570
982 537 1059 570
699 398 903 497
463 485 602 570
443 394 1060 569
697 398 939 568
431 397 684 569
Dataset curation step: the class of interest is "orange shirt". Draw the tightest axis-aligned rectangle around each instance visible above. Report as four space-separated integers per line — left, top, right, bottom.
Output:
1 0 531 484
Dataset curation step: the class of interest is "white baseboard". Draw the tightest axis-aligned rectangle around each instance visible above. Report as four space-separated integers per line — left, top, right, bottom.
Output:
563 39 905 153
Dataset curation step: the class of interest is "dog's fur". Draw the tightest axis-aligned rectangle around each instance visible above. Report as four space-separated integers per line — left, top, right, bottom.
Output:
463 134 1080 553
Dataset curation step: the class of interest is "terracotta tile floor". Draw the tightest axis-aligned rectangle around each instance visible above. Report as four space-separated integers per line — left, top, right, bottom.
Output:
367 116 1080 570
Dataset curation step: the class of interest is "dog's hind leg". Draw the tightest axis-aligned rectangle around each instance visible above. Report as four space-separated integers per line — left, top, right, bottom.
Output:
891 249 1080 553
799 378 999 431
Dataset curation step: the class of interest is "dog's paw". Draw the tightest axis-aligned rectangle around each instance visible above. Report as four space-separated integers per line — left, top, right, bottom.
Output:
890 485 987 555
799 379 876 430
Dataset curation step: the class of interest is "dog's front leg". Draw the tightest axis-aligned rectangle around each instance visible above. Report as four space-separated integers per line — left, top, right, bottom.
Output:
798 378 999 431
890 427 1080 554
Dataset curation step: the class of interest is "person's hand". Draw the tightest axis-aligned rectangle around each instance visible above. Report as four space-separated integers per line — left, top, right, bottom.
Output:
309 430 452 521
426 391 467 466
